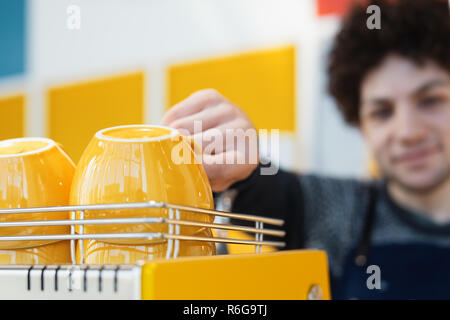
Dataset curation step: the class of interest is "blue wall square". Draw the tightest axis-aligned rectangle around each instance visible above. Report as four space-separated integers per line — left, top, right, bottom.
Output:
0 0 26 78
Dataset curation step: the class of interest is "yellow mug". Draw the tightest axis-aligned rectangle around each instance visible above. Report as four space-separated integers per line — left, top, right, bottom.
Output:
0 137 75 264
70 124 216 264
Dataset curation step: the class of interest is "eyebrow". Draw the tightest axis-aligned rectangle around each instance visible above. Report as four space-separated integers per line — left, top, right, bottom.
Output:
413 79 449 96
361 97 391 108
362 79 450 107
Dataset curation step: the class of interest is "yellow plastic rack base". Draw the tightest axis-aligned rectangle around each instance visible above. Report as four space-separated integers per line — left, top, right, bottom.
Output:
141 249 330 300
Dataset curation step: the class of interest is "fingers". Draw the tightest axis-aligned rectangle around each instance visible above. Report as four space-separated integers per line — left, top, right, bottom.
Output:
161 89 223 126
160 89 259 192
203 150 258 192
190 117 259 191
169 102 236 135
190 117 255 154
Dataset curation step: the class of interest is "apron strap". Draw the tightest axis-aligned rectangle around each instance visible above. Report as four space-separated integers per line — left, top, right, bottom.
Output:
354 183 378 267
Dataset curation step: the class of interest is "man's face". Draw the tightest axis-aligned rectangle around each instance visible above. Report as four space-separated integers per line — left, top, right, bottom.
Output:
360 54 450 193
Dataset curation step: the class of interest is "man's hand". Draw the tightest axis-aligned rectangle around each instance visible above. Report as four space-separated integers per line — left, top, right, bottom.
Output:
161 89 259 192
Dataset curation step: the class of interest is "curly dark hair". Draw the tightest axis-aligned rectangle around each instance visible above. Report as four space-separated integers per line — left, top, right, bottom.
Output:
328 0 450 125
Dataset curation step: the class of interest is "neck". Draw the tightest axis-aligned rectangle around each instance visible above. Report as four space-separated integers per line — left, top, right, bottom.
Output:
388 177 450 224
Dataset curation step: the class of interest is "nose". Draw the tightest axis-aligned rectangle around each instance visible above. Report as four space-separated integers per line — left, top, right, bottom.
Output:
393 104 427 145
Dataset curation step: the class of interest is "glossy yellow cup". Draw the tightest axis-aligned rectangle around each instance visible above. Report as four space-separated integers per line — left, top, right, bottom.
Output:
0 240 71 264
70 125 216 264
0 137 75 264
76 227 215 264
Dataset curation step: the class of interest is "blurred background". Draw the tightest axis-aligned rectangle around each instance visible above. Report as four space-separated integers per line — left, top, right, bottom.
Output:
0 0 370 178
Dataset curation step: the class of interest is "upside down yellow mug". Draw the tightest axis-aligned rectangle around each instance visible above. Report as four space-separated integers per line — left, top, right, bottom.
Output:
70 124 216 264
0 137 75 264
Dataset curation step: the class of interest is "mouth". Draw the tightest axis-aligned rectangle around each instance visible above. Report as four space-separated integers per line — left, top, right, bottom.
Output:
392 146 440 167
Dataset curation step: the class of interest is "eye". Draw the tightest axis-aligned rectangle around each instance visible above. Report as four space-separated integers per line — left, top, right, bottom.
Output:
370 107 393 121
420 96 443 109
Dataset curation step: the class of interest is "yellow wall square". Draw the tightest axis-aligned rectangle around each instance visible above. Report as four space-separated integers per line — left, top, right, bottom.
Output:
0 94 24 140
167 45 296 132
47 72 145 163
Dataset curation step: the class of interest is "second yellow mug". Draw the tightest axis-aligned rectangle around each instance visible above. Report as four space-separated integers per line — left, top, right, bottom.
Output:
70 124 216 264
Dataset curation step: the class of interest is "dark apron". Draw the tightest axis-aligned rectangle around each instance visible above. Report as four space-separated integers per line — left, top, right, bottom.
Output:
332 185 450 300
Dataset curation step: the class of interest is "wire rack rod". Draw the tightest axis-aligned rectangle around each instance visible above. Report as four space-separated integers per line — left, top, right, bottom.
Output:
0 232 285 247
163 234 284 247
0 201 163 214
0 217 163 227
0 218 285 237
0 232 164 242
0 201 284 226
165 203 284 226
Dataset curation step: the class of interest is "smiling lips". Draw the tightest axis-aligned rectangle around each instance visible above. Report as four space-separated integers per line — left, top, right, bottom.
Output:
393 146 439 167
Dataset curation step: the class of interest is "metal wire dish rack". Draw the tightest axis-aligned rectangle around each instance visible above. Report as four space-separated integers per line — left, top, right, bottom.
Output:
0 203 334 300
0 201 286 264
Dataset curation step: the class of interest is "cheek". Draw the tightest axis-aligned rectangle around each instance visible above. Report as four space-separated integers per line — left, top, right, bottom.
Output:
363 125 391 158
441 127 450 160
425 110 450 155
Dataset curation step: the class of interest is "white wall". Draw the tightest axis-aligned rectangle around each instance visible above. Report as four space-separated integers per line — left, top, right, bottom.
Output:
312 17 368 177
0 0 367 177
